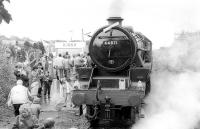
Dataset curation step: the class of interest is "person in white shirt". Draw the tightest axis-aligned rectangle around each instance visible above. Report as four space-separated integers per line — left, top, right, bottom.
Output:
53 54 64 79
62 79 74 108
7 80 33 116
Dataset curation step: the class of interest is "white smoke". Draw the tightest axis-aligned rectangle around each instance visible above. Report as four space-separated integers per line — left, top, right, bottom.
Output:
133 34 200 129
109 0 125 17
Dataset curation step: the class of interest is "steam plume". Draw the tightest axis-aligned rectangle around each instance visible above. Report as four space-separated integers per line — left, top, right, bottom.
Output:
109 0 125 17
132 33 200 129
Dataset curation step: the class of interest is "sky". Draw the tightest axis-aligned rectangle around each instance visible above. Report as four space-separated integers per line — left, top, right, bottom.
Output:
0 0 199 49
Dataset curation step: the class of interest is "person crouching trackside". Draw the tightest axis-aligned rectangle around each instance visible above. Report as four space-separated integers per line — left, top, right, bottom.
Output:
7 80 33 116
12 104 40 129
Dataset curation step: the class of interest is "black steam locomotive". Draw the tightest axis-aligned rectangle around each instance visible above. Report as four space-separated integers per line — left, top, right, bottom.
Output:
72 17 152 128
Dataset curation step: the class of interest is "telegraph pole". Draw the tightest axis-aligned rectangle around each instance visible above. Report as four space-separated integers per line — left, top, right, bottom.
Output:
82 28 84 41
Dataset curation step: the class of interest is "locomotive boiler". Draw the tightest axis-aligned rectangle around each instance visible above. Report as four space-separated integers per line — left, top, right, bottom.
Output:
72 17 152 128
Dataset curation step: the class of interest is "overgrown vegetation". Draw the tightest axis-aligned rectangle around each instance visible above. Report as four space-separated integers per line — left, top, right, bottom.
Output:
0 42 16 126
0 42 15 106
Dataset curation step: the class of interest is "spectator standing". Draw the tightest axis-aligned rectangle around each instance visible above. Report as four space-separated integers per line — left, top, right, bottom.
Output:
37 63 44 97
68 55 74 75
43 71 53 99
86 53 93 67
63 55 70 79
82 54 88 67
62 80 73 107
7 80 33 116
43 55 49 72
53 54 64 79
14 63 29 88
74 54 84 68
30 66 38 84
47 55 54 80
29 66 40 98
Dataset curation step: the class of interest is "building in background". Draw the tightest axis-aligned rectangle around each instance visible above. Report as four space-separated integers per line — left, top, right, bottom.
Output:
54 40 86 56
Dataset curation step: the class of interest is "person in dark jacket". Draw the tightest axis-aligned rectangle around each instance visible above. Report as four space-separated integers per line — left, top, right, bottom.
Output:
43 71 53 99
37 63 44 97
14 63 29 88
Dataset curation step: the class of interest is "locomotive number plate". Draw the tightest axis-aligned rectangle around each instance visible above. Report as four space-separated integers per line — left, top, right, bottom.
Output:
103 40 118 46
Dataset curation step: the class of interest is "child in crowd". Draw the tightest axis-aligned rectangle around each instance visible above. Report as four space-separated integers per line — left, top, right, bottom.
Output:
62 79 73 108
69 74 83 116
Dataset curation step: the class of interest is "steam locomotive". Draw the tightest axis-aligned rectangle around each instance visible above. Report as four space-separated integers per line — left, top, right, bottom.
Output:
72 17 152 128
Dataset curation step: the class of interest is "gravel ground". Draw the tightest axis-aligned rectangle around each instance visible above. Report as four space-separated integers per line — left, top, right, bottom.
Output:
0 106 15 129
0 105 89 129
40 107 90 129
0 100 90 129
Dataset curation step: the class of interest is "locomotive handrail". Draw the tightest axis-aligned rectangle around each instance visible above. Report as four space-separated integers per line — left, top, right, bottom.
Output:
137 51 145 67
103 22 119 33
88 67 94 89
96 80 101 101
93 76 129 79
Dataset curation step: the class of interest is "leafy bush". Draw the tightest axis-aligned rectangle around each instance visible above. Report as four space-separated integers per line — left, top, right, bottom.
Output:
0 42 15 106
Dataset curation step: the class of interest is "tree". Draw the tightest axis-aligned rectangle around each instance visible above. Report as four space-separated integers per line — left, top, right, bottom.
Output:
0 0 12 24
16 48 26 62
8 44 16 63
33 42 38 49
37 41 45 54
24 41 32 49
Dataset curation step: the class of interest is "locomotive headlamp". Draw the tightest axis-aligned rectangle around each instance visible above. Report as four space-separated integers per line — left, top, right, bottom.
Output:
131 81 146 91
119 79 126 90
108 60 114 64
138 81 146 91
81 84 89 89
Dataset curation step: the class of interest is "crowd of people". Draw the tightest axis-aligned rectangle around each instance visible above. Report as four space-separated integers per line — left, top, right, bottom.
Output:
6 51 92 129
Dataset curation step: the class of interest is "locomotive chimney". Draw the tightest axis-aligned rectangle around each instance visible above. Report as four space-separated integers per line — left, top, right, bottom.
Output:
107 17 123 26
